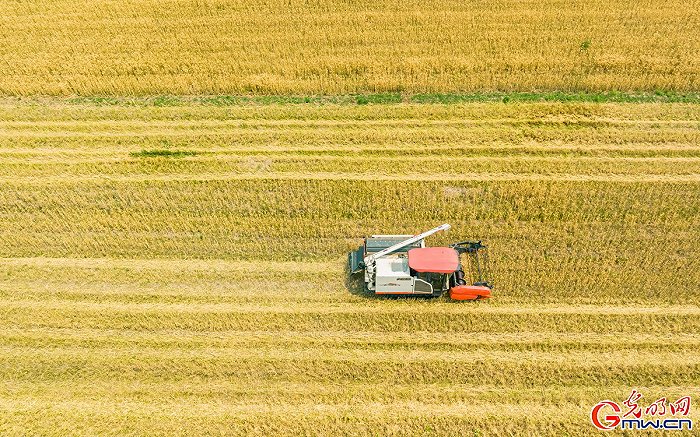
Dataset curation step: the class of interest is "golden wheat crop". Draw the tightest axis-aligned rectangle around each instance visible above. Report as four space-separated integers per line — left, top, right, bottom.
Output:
0 99 698 435
0 0 699 95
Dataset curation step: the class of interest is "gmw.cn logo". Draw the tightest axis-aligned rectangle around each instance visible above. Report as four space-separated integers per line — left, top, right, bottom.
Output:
590 390 692 431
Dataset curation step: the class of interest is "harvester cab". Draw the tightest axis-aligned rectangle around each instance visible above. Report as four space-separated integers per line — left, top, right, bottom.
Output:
349 224 492 300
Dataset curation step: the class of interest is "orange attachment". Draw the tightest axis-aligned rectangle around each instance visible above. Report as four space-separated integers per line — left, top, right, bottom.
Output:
449 285 492 301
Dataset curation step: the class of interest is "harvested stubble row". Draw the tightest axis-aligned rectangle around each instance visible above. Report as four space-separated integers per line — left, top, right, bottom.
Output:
0 100 698 435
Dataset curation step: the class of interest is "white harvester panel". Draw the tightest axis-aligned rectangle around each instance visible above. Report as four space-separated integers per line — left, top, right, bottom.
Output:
375 257 413 293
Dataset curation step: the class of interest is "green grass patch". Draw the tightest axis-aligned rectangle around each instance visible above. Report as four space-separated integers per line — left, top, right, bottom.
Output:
130 149 200 158
410 91 700 104
58 91 700 107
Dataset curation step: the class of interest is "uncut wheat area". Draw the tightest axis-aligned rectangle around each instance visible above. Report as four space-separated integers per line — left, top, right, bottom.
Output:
2 0 700 95
0 100 699 436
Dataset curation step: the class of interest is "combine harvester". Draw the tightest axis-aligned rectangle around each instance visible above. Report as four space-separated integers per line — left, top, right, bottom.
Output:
349 224 492 300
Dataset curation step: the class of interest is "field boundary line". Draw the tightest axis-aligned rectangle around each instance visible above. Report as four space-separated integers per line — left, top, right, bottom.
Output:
2 92 700 106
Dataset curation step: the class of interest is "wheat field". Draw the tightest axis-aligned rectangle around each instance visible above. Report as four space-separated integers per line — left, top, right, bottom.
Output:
1 0 700 95
2 0 699 434
0 99 698 435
